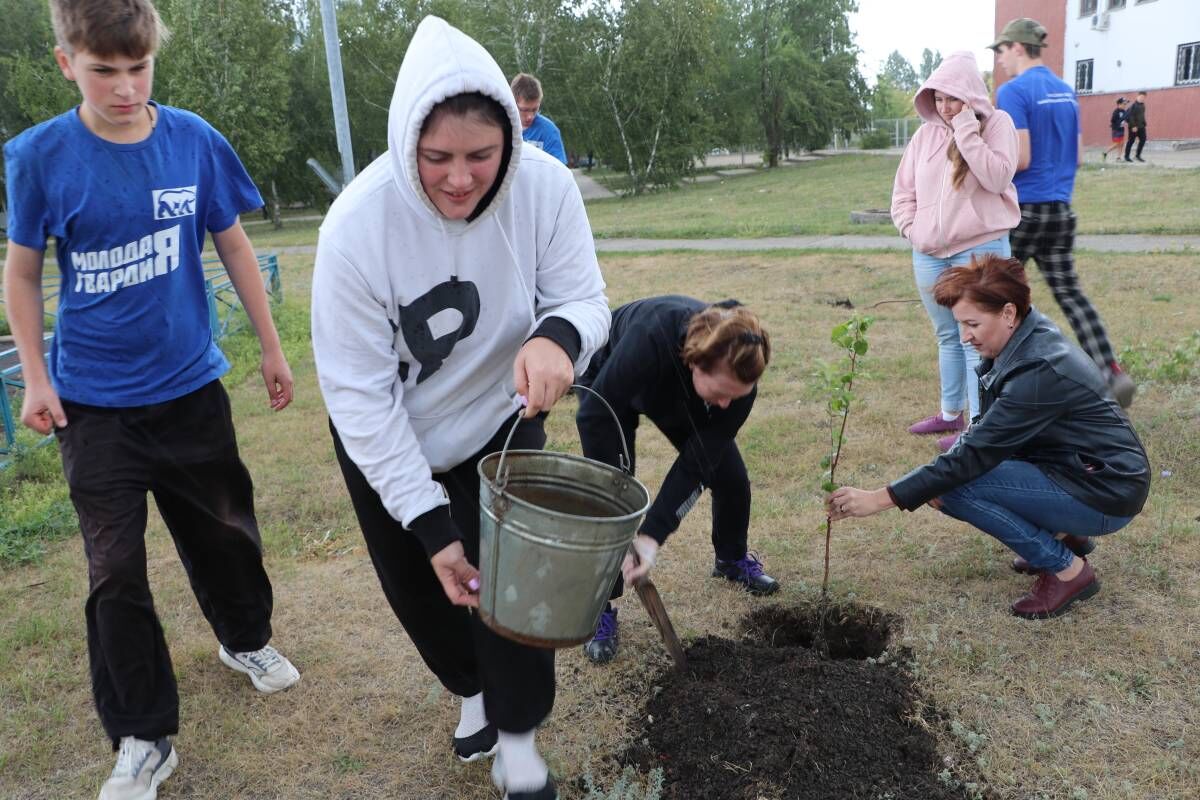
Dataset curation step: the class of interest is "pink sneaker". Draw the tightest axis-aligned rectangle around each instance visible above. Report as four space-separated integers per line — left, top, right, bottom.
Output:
937 433 960 452
907 413 964 435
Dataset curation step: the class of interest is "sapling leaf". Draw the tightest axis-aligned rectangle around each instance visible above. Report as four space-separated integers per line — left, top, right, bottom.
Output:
854 340 869 355
822 481 837 493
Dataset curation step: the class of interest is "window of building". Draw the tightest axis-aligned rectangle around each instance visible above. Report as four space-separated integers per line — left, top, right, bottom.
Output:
1108 0 1125 9
1075 59 1094 93
1179 42 1200 86
1080 0 1098 14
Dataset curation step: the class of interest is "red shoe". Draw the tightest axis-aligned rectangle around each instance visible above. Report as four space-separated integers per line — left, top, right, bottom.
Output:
936 432 960 452
1011 560 1100 619
908 413 964 435
1011 534 1096 574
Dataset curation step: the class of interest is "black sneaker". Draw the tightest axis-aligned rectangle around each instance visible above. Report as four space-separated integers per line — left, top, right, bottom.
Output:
1135 156 1146 162
582 606 619 664
492 755 559 800
453 722 498 763
712 552 780 595
1123 157 1133 162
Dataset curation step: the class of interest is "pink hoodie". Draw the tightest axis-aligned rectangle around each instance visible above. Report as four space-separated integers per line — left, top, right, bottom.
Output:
890 51 1019 258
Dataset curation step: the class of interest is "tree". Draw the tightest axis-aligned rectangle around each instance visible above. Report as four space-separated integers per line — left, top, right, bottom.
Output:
880 50 918 94
918 48 942 82
153 0 296 215
573 0 721 193
744 0 867 168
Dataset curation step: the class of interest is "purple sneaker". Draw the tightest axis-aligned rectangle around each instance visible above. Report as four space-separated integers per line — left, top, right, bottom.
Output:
908 413 964 435
937 432 960 452
712 552 780 595
582 606 619 664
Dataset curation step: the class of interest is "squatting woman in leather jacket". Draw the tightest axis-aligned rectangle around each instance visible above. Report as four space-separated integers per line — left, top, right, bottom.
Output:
828 254 1149 619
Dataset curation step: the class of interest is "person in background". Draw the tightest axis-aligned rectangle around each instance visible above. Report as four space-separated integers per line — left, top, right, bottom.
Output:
828 255 1149 620
3 1 300 798
1124 91 1147 163
510 72 568 165
1102 97 1127 162
990 17 1136 408
891 50 1019 452
312 17 610 800
575 296 777 665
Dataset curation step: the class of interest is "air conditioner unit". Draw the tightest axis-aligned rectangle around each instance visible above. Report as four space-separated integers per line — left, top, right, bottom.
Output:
1092 12 1111 31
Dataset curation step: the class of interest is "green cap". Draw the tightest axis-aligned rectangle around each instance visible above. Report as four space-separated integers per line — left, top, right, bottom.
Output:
988 17 1048 51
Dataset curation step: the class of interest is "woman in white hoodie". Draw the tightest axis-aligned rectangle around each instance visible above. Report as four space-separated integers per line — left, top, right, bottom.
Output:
311 17 609 800
891 51 1020 451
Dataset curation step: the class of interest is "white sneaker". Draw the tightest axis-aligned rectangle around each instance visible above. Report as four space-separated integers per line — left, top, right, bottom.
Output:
218 644 300 693
98 736 177 800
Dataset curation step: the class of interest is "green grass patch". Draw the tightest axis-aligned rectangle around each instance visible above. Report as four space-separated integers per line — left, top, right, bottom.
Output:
0 437 75 566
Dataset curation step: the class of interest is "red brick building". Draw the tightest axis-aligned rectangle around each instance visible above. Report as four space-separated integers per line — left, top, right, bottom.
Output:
994 0 1200 147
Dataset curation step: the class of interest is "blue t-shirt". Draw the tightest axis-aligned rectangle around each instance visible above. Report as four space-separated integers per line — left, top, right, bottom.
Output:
996 66 1079 204
4 103 263 406
522 114 567 165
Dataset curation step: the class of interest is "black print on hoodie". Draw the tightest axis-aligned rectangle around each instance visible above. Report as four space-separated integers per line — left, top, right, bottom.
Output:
393 279 481 383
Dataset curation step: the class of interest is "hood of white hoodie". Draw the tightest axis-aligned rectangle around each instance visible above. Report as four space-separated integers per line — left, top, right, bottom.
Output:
913 51 996 128
387 16 524 229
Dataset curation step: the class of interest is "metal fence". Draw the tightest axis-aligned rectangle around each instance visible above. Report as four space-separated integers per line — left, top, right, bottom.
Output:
829 117 921 151
1 253 282 465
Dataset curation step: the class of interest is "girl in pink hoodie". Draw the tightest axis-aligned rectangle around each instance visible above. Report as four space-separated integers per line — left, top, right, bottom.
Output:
891 51 1020 450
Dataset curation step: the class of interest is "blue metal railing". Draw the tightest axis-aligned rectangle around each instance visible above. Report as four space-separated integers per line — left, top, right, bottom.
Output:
1 253 281 464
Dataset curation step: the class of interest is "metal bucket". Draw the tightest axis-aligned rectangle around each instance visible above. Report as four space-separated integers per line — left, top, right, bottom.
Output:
477 386 650 648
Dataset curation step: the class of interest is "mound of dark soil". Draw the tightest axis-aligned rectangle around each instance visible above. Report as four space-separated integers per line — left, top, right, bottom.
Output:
619 604 969 799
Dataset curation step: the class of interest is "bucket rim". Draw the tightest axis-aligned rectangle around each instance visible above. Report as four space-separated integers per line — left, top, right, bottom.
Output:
477 449 651 523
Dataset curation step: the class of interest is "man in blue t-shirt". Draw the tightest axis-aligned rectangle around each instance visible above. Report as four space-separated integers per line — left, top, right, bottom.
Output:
991 17 1135 407
2 2 299 796
510 72 568 165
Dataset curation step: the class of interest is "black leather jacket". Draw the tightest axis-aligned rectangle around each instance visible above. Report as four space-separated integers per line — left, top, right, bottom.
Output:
890 308 1150 517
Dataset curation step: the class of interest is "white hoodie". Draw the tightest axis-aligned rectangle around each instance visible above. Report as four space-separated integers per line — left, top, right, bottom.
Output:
311 16 610 530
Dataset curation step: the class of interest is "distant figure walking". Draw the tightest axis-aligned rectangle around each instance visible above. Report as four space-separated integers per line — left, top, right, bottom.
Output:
1102 97 1126 162
1124 91 1147 163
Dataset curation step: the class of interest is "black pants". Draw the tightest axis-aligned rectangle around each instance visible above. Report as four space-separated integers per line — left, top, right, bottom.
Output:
1125 126 1146 159
56 380 273 746
331 413 555 733
585 411 752 601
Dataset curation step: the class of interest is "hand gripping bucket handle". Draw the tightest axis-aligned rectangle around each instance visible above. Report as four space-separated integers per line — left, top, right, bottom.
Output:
491 384 632 499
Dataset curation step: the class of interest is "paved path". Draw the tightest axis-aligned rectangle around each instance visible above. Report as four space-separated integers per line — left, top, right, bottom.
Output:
572 169 616 200
270 233 1200 257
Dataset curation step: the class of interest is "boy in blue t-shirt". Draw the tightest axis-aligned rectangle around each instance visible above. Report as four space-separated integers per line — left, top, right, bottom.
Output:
510 72 568 164
990 17 1135 408
2 2 299 797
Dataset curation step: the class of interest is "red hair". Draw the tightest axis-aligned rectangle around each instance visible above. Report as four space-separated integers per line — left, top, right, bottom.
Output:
933 254 1031 318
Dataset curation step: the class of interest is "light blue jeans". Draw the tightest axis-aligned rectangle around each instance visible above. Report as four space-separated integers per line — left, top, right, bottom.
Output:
939 459 1133 573
912 236 1011 419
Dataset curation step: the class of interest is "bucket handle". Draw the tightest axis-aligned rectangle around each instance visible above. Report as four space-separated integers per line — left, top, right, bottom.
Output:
493 384 633 495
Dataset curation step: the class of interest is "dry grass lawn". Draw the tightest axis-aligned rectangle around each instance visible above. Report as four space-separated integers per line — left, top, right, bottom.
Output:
2 250 1198 799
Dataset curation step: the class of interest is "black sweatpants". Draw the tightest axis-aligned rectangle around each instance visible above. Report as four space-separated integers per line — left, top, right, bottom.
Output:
1124 126 1146 159
56 380 273 746
590 413 752 601
331 413 555 733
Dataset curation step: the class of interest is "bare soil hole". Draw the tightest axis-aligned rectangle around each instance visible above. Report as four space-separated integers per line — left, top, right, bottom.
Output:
616 602 976 799
743 601 898 660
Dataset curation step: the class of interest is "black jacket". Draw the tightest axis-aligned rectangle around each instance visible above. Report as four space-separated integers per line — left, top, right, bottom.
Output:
1126 100 1146 129
890 308 1149 516
577 296 755 543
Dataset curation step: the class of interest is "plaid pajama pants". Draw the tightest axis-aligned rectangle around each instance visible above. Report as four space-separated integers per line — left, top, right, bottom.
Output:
1009 201 1116 372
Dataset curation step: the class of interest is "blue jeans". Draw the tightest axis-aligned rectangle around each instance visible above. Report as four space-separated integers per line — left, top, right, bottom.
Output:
939 460 1133 573
912 236 1011 419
